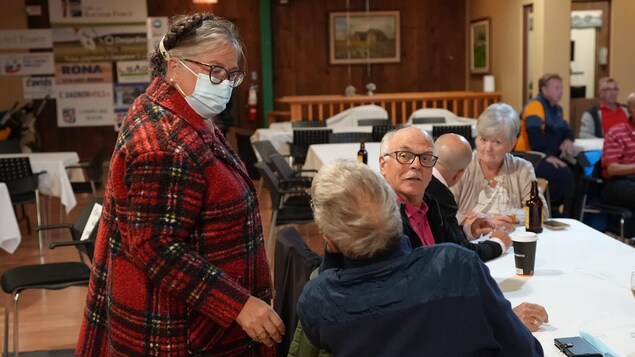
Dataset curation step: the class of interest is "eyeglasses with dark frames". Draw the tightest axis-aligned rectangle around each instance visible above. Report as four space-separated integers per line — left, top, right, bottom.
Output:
384 151 438 167
180 58 246 88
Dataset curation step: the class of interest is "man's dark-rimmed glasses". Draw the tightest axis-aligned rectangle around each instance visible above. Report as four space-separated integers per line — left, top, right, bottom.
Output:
181 58 246 88
384 151 438 167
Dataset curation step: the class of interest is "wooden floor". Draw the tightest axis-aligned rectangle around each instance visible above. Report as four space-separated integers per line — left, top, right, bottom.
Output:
0 179 324 353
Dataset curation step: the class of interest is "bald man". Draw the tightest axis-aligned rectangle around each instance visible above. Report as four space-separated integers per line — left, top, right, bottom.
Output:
428 134 548 332
428 134 512 262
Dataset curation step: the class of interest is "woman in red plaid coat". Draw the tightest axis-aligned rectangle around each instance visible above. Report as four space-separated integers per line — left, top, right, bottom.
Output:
76 13 284 356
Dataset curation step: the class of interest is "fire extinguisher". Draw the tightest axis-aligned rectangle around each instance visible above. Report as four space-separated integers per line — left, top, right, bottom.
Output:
248 71 258 121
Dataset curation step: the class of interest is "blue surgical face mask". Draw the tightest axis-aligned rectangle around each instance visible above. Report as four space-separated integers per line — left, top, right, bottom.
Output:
176 59 233 118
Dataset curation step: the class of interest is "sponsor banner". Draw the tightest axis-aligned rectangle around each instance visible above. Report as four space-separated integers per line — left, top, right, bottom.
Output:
147 17 168 38
55 61 112 83
114 82 147 110
48 0 147 25
0 52 55 76
56 83 114 127
52 25 147 63
0 29 53 49
116 60 150 83
23 76 56 99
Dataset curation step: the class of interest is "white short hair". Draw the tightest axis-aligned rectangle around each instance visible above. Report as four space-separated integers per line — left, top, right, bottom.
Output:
476 103 520 144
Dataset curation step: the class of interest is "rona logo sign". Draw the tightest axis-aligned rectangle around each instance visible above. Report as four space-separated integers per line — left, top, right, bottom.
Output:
61 64 103 74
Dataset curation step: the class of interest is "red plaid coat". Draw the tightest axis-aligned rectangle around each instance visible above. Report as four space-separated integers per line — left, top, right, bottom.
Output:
76 78 274 356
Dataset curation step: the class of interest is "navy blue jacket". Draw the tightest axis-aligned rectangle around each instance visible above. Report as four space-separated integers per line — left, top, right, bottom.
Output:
298 239 543 357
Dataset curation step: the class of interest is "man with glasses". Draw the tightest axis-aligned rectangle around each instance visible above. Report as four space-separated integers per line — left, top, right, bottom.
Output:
379 126 495 249
580 77 629 138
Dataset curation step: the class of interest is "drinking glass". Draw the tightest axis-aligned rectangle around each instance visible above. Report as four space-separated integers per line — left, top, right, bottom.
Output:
498 192 518 225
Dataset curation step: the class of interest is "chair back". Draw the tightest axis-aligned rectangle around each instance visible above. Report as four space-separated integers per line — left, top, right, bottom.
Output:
511 151 546 169
357 118 390 126
328 132 373 144
270 153 296 180
254 161 283 209
0 139 21 153
0 157 38 199
412 117 446 124
432 125 474 147
252 140 279 166
290 129 332 166
371 124 395 142
291 120 326 128
71 198 104 262
273 227 322 357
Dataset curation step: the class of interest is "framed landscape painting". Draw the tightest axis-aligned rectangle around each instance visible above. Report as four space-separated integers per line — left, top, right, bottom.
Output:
470 18 490 74
329 11 400 64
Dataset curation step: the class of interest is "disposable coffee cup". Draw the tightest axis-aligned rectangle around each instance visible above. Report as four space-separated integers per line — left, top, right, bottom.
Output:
511 232 538 276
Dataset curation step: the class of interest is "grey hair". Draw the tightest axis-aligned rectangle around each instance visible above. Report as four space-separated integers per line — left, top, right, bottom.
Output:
310 160 403 260
379 126 433 156
476 103 520 144
149 13 245 78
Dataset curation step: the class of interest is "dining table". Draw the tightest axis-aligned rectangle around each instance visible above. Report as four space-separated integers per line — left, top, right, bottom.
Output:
0 152 80 214
299 142 635 355
0 182 20 254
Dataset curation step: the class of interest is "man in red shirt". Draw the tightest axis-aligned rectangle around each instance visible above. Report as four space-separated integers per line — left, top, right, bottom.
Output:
579 77 629 138
601 92 635 235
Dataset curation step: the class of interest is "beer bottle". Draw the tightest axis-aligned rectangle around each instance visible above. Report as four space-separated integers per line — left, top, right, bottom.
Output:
357 140 368 164
525 180 543 233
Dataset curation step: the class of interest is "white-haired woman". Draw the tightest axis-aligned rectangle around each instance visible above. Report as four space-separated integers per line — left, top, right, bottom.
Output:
452 103 548 233
298 160 543 356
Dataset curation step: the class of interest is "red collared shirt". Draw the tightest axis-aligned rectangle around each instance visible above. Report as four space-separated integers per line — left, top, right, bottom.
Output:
600 102 629 135
400 197 436 246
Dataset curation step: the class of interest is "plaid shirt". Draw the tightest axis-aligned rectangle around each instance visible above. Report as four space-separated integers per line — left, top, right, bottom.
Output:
76 78 274 356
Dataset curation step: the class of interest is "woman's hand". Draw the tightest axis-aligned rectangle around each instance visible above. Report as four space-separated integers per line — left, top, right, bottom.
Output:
236 296 285 346
545 155 567 168
491 214 516 232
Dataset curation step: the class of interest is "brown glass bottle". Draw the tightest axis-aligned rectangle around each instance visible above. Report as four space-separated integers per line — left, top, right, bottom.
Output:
357 140 368 164
525 180 543 233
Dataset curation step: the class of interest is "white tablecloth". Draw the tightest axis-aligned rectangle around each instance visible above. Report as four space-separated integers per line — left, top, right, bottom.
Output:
574 138 604 155
325 104 388 128
304 143 382 172
0 182 20 254
0 152 79 213
486 219 635 356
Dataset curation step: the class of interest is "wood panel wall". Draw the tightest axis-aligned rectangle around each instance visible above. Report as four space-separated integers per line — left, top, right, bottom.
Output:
17 0 467 158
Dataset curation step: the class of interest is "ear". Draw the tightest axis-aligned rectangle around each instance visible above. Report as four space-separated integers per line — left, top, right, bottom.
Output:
323 235 340 253
452 168 465 184
166 57 180 78
379 155 387 177
509 137 518 152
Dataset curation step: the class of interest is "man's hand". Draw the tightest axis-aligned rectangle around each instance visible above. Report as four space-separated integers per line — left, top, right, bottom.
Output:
545 155 567 168
513 302 549 332
490 229 512 250
236 296 285 347
470 216 495 237
560 139 575 156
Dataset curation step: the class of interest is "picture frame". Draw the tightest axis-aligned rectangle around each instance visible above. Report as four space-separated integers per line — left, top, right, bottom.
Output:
469 18 490 74
329 10 400 65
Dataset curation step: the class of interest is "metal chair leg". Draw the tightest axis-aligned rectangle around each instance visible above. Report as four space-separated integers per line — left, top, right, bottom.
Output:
4 294 9 356
36 189 44 258
13 292 20 357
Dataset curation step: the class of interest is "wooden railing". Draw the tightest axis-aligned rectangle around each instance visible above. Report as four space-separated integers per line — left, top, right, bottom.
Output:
275 91 502 124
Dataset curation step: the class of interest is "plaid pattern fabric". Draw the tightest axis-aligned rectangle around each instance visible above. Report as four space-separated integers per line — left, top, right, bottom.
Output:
76 78 274 356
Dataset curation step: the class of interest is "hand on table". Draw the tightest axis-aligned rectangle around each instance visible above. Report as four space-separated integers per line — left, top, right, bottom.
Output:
236 296 285 346
490 228 512 250
513 302 549 332
469 216 496 237
491 214 516 233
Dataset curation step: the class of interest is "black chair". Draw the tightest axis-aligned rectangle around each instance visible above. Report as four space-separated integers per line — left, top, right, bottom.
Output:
570 150 634 242
2 198 103 356
412 116 446 124
269 153 315 189
67 148 107 197
0 157 45 254
432 125 474 147
288 129 332 167
252 140 291 170
0 139 21 154
254 162 314 265
273 227 322 357
511 151 546 169
357 118 390 126
371 124 395 142
291 120 326 128
328 132 373 144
